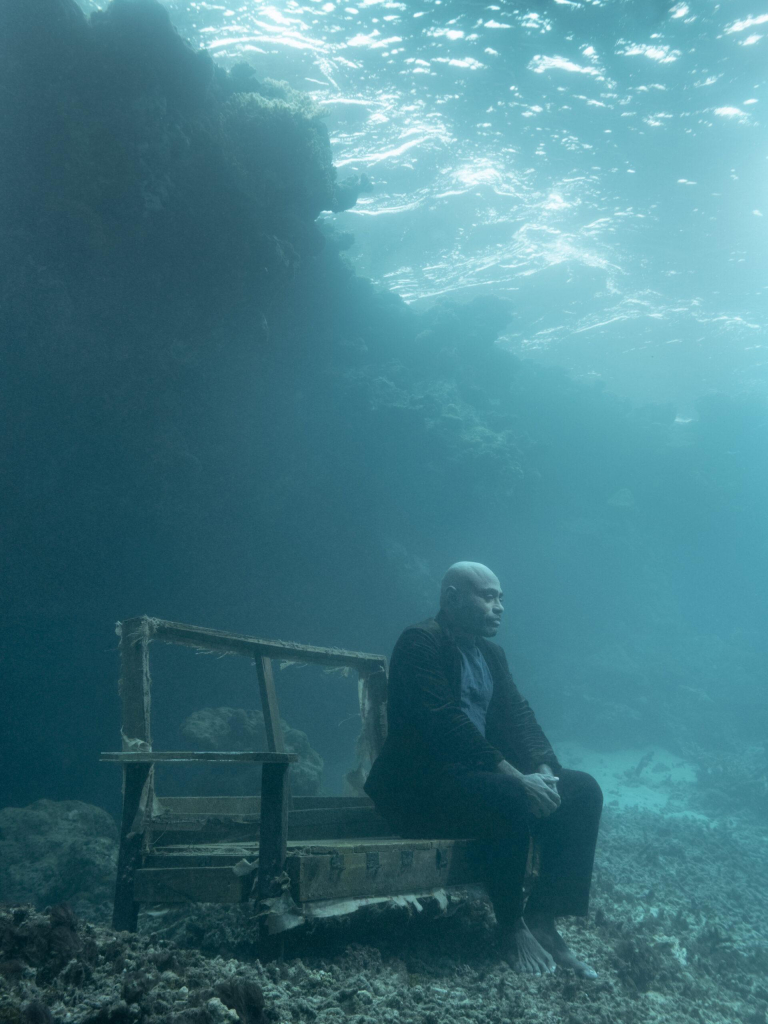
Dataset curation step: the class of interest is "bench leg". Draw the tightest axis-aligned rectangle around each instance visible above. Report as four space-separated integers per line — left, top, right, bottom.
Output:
257 761 289 955
112 763 150 931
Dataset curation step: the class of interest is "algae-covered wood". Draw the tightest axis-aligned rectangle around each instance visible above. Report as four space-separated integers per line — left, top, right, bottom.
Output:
113 617 154 932
285 838 478 902
256 656 285 753
102 751 297 763
145 796 393 846
257 761 290 902
137 837 478 905
144 617 387 673
145 809 392 847
154 795 373 815
144 843 259 868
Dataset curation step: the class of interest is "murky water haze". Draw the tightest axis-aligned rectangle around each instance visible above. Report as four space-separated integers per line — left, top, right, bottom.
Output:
77 0 768 407
0 0 765 835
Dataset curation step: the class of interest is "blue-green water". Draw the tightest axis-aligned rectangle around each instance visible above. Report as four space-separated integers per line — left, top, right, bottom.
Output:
0 0 766 829
124 0 768 408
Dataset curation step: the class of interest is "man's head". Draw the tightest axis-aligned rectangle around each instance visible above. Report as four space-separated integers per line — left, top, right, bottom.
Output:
439 562 504 638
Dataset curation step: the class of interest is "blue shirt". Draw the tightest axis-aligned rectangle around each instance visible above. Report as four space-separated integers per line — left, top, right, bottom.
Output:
456 638 494 738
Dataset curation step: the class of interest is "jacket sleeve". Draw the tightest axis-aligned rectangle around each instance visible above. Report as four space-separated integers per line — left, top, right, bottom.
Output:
394 627 504 772
493 646 561 774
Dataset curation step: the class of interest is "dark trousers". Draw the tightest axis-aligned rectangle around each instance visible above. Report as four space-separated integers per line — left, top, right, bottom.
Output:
397 767 603 929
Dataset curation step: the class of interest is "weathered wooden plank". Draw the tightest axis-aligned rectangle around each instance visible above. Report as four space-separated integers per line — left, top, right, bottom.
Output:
144 849 257 868
145 837 445 861
155 796 262 816
113 764 151 929
145 836 459 858
148 822 259 847
153 795 373 816
147 840 259 862
285 840 478 902
113 617 154 932
118 617 153 747
146 806 394 848
257 762 290 902
134 866 252 904
101 751 298 763
288 838 441 854
139 617 387 672
152 806 388 830
358 667 388 763
256 657 285 752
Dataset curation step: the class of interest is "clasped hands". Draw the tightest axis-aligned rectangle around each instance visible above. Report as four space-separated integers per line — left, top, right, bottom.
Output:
496 758 561 818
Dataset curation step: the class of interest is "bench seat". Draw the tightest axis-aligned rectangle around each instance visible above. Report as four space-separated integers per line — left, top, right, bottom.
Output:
136 835 479 904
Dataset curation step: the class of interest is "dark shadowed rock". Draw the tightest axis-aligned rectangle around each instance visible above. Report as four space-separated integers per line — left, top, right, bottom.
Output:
89 0 214 113
22 1002 54 1024
0 0 88 68
0 801 117 922
216 978 265 1024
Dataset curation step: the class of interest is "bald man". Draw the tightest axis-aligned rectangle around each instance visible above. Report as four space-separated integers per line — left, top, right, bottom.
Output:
364 562 602 977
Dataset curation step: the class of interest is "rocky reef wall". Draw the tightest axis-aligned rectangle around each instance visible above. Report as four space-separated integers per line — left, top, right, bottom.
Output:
0 0 766 813
0 801 118 922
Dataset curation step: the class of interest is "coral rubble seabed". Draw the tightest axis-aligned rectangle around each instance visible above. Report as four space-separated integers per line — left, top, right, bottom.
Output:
2 806 768 1024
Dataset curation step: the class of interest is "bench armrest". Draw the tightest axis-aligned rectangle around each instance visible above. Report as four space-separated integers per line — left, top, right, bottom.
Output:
101 751 299 764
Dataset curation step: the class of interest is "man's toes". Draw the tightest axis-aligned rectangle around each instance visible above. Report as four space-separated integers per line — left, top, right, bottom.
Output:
526 954 554 976
509 952 526 973
576 964 598 980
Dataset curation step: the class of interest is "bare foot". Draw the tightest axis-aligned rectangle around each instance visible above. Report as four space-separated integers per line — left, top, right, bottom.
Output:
526 917 598 979
501 919 557 975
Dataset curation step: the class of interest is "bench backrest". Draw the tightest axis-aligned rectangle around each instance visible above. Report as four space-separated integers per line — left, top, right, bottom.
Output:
116 615 390 839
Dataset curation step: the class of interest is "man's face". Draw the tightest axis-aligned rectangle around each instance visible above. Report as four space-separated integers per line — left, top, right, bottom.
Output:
450 574 504 637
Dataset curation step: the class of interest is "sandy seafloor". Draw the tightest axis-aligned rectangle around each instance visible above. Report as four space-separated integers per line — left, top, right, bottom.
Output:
2 747 767 1024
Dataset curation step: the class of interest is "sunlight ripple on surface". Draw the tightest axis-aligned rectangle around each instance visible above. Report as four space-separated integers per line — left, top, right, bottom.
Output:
105 0 768 400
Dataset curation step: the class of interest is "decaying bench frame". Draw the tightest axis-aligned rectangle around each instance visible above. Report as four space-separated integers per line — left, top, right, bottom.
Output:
103 615 489 937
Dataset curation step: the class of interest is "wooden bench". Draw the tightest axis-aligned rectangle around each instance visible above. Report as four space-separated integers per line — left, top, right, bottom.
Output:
104 616 487 937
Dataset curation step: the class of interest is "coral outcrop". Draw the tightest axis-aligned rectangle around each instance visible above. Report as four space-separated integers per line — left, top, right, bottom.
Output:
0 802 118 923
180 708 323 796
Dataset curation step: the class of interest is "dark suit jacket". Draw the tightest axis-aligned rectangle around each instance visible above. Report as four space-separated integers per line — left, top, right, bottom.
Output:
364 612 560 823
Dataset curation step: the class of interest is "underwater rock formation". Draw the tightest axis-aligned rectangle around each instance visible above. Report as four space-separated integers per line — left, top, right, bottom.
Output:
0 0 346 347
0 802 118 922
214 978 265 1024
180 708 323 796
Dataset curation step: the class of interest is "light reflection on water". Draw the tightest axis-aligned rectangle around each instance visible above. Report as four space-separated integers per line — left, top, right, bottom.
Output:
77 0 766 403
